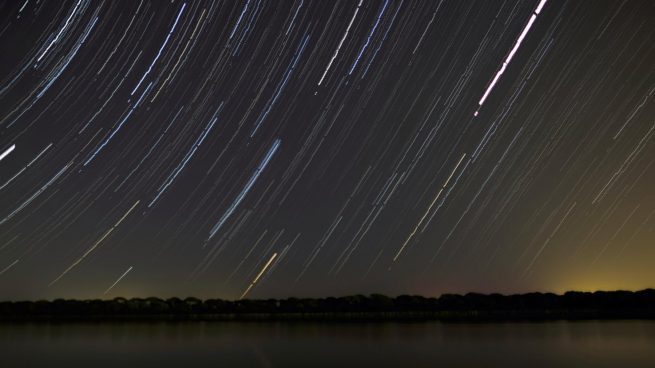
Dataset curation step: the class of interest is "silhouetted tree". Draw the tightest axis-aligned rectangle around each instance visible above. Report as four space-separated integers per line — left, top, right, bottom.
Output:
1 289 654 321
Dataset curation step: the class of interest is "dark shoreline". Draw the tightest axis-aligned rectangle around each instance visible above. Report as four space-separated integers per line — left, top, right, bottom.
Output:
2 289 654 322
2 312 655 323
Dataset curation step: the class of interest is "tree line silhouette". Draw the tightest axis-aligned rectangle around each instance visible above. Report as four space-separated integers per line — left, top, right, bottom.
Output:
1 289 654 321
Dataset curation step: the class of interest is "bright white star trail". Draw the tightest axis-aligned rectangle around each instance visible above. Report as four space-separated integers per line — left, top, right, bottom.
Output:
0 144 16 161
474 0 548 117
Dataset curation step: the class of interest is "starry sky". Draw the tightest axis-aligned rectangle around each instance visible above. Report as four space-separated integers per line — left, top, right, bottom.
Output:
0 0 653 301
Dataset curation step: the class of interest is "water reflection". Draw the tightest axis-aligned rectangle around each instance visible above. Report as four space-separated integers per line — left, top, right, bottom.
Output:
1 321 654 367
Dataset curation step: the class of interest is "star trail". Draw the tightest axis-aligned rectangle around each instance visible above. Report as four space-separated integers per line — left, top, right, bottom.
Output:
0 0 653 300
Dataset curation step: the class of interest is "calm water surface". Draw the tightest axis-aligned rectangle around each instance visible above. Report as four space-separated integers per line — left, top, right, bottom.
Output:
1 320 654 367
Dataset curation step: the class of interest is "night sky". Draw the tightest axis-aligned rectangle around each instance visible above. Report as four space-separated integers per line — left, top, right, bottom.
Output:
0 0 653 301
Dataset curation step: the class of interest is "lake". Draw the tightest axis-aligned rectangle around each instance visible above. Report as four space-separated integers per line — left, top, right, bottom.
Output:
1 320 654 367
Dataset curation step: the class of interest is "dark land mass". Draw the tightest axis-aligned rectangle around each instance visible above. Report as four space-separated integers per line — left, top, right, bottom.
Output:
1 289 654 322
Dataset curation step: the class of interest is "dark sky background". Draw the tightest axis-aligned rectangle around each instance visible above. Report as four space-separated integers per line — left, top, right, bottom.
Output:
0 0 653 301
